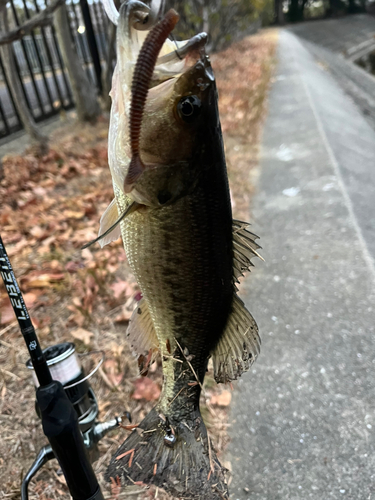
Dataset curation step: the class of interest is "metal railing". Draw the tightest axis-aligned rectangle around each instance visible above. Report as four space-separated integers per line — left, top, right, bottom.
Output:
0 0 110 139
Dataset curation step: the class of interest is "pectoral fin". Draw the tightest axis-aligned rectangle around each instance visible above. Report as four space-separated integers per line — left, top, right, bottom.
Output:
98 198 121 248
212 294 260 383
127 298 159 357
232 219 263 284
82 200 139 249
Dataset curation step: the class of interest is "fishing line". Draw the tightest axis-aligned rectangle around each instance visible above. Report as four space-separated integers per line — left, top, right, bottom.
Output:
169 32 183 59
82 201 138 249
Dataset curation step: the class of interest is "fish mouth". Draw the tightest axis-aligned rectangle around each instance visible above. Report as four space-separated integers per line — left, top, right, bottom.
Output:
108 1 213 194
172 54 215 99
122 6 215 195
116 1 209 88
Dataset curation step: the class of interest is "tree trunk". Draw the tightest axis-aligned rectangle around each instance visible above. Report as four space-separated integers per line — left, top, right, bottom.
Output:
53 3 100 122
288 0 303 22
101 21 116 112
275 0 285 24
347 0 356 12
0 1 48 151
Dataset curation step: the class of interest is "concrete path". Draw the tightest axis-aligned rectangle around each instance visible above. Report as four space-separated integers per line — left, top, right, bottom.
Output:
288 14 375 59
297 38 375 129
228 30 375 500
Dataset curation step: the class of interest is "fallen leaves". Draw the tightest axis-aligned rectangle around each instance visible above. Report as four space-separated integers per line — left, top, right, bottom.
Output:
0 290 43 325
63 209 85 220
110 280 133 300
210 390 232 407
29 225 46 239
26 272 65 288
110 476 121 499
132 377 161 401
70 327 94 345
212 33 276 139
102 358 124 387
6 238 28 257
0 136 137 332
23 292 39 308
0 303 15 326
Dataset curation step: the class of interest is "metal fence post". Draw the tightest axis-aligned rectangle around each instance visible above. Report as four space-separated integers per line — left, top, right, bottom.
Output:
79 0 102 92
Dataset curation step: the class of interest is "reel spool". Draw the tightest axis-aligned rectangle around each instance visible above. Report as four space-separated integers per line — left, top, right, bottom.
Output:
26 342 100 433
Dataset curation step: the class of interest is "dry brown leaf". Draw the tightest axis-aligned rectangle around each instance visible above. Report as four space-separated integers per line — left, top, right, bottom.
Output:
37 236 56 254
68 312 86 327
132 377 161 401
103 359 123 387
98 401 111 413
29 226 45 239
63 210 85 219
210 390 232 407
110 280 132 300
65 261 85 273
27 273 65 288
0 303 14 325
7 238 28 256
81 248 94 262
23 292 38 308
70 328 94 345
32 186 47 197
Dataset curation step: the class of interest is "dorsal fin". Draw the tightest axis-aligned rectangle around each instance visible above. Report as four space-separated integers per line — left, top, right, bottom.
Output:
232 219 263 284
211 294 260 384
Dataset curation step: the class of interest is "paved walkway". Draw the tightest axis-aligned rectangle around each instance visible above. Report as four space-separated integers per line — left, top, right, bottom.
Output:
228 30 375 500
289 14 375 59
297 38 375 129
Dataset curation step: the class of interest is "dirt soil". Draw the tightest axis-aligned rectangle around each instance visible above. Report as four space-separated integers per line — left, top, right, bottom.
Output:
0 29 277 500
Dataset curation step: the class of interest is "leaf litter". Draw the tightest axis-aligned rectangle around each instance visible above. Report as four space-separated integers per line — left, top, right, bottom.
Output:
0 30 277 499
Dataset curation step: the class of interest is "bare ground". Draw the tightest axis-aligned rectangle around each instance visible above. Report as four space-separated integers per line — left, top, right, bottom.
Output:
0 29 277 500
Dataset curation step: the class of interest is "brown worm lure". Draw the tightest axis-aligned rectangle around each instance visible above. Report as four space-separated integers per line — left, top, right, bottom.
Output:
124 9 179 192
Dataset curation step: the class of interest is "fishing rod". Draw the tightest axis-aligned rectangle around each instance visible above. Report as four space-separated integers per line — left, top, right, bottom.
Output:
0 234 122 500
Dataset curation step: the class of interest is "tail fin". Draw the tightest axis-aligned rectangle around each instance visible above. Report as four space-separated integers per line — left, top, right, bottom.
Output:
106 407 228 500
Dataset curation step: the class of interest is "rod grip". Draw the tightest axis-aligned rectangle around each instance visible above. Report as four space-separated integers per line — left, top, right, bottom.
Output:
36 381 104 500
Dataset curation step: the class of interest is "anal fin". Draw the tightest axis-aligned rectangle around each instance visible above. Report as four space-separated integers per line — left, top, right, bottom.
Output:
212 294 260 384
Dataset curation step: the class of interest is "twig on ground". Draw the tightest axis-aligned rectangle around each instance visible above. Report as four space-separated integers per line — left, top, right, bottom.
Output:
116 448 135 461
175 339 205 394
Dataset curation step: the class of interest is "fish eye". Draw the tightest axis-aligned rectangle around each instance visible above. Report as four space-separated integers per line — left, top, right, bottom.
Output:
177 96 201 123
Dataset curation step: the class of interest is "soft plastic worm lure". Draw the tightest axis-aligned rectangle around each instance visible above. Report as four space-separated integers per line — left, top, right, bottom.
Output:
124 9 179 191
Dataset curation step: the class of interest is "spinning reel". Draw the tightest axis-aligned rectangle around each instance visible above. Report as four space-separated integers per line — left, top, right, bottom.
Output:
22 342 128 499
0 235 129 500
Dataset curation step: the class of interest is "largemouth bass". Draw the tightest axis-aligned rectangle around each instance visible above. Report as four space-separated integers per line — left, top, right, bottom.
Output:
98 3 262 498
